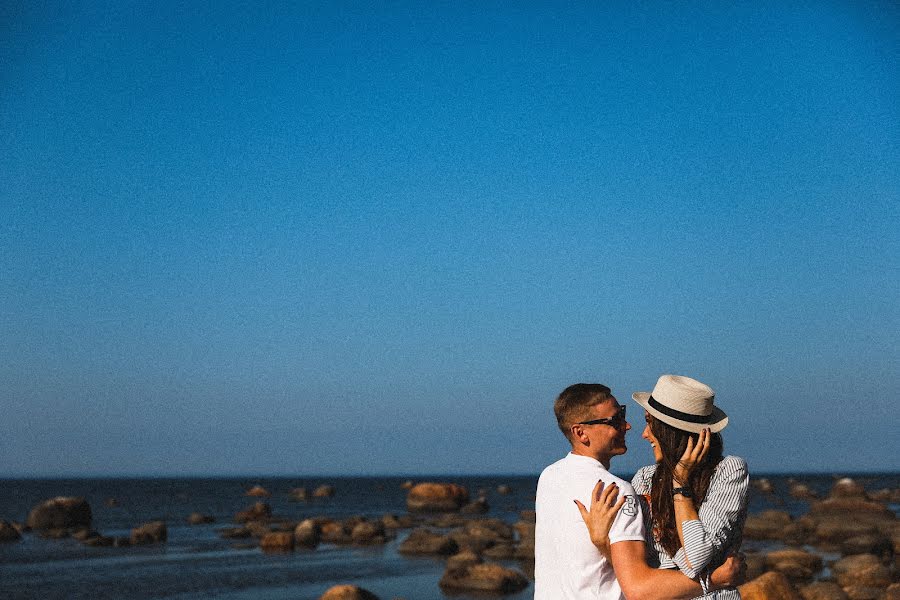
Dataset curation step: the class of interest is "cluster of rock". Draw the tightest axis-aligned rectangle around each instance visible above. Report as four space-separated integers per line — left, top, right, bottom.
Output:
1 496 167 548
740 477 899 600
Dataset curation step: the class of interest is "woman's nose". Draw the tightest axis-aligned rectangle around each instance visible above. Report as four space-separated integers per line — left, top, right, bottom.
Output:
641 425 650 440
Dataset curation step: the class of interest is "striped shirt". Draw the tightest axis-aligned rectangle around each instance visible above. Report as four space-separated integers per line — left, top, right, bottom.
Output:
632 455 749 600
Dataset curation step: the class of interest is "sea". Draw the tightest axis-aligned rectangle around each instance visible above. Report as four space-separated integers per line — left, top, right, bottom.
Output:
1 473 898 600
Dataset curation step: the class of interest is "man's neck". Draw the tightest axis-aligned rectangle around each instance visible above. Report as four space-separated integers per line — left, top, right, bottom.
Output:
570 446 611 470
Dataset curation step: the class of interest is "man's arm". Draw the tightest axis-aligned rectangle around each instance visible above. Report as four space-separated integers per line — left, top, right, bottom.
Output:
610 541 704 600
611 541 744 600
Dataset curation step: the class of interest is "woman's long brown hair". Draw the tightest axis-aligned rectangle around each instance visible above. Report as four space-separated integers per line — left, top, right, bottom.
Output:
648 413 723 557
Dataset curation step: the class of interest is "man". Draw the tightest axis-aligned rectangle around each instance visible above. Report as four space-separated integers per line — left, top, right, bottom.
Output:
535 383 741 600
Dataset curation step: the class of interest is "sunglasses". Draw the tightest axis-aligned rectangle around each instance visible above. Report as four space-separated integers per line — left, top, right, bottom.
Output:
577 405 627 429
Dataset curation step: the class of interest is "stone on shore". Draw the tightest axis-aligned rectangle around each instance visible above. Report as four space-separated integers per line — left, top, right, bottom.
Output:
26 497 92 531
398 527 458 555
0 520 21 543
131 521 167 545
765 548 823 582
406 483 469 512
439 562 529 594
738 571 802 600
289 487 308 501
294 519 321 549
319 584 380 600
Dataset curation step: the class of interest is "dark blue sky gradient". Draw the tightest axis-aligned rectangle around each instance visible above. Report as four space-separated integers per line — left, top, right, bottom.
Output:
2 1 897 476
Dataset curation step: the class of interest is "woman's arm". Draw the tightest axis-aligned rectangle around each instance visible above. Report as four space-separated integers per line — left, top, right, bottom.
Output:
672 455 750 576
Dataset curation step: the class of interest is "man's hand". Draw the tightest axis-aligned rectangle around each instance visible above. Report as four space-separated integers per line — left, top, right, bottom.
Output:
709 552 747 590
574 480 625 559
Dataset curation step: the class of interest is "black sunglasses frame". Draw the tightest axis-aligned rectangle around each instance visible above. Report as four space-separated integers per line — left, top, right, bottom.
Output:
577 405 627 428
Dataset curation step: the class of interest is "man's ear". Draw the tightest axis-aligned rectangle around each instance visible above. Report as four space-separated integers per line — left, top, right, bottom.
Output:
571 424 587 444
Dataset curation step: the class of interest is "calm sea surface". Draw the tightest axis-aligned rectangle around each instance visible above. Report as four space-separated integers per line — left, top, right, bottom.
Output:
1 473 898 600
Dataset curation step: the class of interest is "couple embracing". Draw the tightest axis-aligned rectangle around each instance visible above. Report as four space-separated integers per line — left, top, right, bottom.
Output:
535 375 749 600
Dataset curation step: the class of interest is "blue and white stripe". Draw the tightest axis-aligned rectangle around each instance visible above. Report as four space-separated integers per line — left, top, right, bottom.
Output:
632 455 750 600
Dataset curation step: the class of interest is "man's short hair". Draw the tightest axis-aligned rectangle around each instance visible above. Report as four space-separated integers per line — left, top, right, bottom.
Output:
554 383 614 442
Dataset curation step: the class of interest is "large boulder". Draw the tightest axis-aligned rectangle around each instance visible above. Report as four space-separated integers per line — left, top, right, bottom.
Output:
319 585 379 600
831 554 892 590
25 497 92 531
738 571 802 600
398 527 458 555
130 521 167 545
439 562 529 593
406 483 469 512
0 521 21 543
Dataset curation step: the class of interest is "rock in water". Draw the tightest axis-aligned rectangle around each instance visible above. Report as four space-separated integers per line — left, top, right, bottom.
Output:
246 485 270 497
738 571 802 600
26 497 92 531
313 485 335 498
398 527 458 555
800 582 849 600
830 554 892 590
235 502 272 523
294 519 321 549
0 521 21 543
187 513 215 525
406 483 469 512
130 521 167 545
319 584 380 600
260 532 294 552
439 562 529 593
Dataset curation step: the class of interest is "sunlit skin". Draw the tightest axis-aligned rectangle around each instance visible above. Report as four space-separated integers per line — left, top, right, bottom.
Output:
642 411 664 463
569 399 631 469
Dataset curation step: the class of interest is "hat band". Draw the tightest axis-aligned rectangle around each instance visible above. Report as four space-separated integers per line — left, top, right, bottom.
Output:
648 396 714 424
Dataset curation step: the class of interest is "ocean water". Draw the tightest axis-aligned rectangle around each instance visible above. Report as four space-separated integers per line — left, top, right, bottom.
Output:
1 473 897 599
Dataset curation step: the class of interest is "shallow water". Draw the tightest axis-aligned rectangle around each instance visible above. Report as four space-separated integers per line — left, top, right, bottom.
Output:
1 473 897 599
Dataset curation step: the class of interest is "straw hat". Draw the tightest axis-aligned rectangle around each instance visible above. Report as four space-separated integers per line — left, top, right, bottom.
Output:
632 374 729 433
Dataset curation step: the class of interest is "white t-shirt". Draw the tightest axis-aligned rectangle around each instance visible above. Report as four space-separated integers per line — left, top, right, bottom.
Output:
535 453 646 600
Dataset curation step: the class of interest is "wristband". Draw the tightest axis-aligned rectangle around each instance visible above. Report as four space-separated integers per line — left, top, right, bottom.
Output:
673 487 694 498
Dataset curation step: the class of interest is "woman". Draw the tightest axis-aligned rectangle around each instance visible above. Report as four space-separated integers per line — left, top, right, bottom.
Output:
580 374 749 599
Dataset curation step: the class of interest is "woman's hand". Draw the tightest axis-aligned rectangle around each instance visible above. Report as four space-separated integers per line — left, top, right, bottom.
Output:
574 480 626 559
673 427 711 485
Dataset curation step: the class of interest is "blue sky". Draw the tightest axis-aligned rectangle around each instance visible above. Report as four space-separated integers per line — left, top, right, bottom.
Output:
1 1 897 476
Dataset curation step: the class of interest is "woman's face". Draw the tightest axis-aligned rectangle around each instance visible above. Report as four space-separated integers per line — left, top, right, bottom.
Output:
642 411 664 463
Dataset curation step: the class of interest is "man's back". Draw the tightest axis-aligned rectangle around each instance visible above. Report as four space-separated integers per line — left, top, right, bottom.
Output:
534 453 644 600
